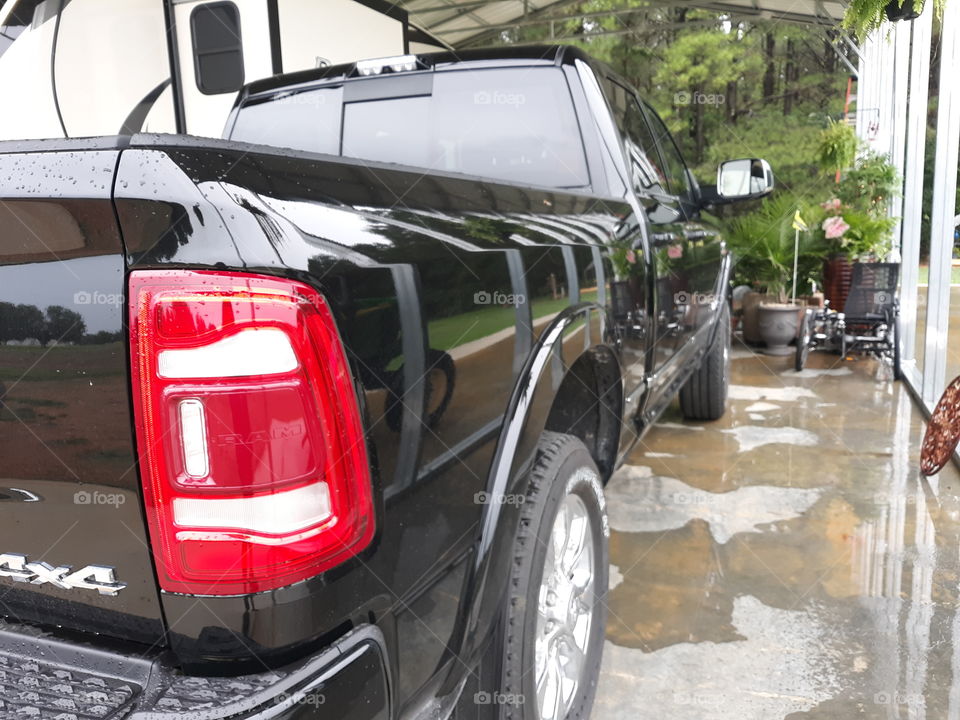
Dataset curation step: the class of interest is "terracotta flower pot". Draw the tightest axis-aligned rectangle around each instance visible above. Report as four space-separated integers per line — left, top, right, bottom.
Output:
758 303 801 356
823 255 853 311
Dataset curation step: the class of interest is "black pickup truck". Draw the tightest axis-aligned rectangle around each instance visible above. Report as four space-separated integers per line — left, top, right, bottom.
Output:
0 45 770 720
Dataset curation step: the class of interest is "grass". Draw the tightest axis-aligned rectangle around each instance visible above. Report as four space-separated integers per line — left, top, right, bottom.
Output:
427 288 599 351
917 265 960 285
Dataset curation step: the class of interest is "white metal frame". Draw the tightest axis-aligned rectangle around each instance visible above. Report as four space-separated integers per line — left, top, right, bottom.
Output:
921 0 960 407
898 7 933 394
873 3 960 412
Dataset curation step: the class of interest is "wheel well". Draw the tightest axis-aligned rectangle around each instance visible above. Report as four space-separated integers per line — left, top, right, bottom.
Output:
544 347 622 481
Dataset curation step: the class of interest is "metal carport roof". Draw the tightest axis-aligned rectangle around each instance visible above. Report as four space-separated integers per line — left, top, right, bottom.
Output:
398 0 847 48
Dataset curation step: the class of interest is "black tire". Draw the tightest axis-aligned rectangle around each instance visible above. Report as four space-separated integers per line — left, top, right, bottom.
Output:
498 432 609 720
679 303 730 421
795 309 811 372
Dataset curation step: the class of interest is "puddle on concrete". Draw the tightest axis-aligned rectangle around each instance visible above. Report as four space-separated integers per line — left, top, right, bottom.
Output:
596 595 840 720
595 350 960 720
790 367 854 380
721 425 819 452
609 563 624 591
729 385 819 403
745 401 781 413
657 422 705 431
605 466 822 543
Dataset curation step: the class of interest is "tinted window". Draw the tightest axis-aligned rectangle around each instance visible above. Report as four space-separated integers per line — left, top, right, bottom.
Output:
191 2 244 94
641 102 691 199
230 86 343 155
232 67 589 189
603 80 668 195
342 68 589 188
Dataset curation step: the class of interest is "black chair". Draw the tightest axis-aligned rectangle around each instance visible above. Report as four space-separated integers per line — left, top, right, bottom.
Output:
796 262 901 379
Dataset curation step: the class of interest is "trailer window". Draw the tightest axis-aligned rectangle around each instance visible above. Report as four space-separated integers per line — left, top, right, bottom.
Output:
191 2 244 95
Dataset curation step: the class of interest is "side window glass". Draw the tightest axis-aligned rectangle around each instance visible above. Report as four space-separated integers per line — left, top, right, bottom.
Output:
604 80 668 196
641 102 691 199
191 2 244 95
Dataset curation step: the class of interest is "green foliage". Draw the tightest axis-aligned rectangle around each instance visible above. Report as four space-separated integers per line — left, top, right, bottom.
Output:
724 193 830 302
807 198 898 260
835 151 900 218
653 30 760 101
815 120 859 177
842 0 946 41
697 112 823 195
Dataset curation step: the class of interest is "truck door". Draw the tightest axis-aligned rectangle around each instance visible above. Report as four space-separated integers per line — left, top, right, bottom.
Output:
640 101 723 364
604 79 686 378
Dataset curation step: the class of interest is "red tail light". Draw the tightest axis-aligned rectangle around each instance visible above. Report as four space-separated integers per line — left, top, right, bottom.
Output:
128 270 374 595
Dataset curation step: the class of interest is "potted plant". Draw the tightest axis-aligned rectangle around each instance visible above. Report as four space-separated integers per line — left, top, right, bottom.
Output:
843 0 939 38
818 150 900 309
815 120 859 180
725 194 829 354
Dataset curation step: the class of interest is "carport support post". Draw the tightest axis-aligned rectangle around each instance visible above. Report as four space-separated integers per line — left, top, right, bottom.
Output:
922 0 960 405
889 21 910 261
899 8 933 378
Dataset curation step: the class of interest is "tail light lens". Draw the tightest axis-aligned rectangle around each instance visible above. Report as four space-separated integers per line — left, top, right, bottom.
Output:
129 270 374 595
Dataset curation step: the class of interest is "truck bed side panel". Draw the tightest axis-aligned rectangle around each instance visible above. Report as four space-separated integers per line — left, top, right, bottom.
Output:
0 147 165 644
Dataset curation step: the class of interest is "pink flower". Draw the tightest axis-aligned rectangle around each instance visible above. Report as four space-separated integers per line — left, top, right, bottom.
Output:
822 216 849 239
821 198 842 213
667 244 683 259
626 250 636 265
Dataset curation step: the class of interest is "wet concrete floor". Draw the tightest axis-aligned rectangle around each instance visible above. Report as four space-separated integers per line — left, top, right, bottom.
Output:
595 340 960 719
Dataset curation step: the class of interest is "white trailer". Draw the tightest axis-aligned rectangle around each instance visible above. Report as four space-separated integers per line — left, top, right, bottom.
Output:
0 0 447 140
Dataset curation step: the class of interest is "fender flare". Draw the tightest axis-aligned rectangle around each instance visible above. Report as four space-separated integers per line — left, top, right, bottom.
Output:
441 301 620 682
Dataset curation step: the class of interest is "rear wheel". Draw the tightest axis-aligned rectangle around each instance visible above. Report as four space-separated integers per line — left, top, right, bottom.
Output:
795 309 812 372
680 303 730 421
498 432 608 720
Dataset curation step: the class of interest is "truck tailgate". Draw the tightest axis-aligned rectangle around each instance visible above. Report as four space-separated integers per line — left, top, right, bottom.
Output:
0 143 165 644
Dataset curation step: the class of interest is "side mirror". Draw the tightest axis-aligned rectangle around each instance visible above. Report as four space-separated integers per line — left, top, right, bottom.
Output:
717 158 774 201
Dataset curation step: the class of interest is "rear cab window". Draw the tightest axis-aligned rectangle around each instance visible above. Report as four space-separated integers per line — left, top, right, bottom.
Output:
229 67 591 190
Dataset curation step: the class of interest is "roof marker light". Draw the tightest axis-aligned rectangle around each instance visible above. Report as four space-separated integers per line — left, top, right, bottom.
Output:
355 54 420 76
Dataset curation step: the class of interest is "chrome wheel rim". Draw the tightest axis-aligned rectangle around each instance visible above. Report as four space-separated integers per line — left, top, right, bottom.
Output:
535 491 595 720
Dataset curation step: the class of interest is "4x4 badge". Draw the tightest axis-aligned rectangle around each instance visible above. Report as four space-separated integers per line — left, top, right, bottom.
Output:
0 554 126 596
